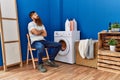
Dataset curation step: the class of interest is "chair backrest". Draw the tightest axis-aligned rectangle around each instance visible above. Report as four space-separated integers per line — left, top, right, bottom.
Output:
26 34 36 50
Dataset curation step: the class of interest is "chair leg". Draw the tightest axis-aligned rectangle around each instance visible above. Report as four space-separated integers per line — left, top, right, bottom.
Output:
45 48 49 60
26 47 29 65
30 50 36 69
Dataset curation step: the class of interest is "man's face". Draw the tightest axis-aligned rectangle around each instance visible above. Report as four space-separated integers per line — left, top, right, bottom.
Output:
31 13 39 20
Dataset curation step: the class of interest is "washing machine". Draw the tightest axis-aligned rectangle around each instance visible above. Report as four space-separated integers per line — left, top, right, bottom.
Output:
54 31 80 64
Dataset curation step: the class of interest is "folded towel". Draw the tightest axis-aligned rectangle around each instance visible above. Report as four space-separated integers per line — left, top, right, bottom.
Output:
78 39 97 59
78 39 89 59
86 39 95 59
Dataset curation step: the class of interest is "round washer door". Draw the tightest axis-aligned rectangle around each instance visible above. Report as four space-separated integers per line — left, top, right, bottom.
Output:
55 37 70 56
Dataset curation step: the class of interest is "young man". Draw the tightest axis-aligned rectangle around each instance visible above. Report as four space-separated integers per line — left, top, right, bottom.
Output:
28 11 61 72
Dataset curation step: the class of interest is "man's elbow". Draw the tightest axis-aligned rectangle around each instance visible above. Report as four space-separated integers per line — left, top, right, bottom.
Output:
44 33 47 37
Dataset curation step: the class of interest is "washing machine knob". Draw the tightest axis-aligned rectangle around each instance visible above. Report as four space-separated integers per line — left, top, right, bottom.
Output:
55 32 58 36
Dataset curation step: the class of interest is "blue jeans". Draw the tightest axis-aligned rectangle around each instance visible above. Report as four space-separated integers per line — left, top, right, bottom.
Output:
31 40 61 64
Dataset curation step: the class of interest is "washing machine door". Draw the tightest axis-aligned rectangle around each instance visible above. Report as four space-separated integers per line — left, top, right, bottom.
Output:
56 37 70 56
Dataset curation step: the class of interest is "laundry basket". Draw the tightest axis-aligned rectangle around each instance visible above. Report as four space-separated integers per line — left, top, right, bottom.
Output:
75 41 98 68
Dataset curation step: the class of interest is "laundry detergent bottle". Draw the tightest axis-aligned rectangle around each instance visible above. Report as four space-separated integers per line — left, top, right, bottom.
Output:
73 19 77 31
65 19 70 31
70 20 74 31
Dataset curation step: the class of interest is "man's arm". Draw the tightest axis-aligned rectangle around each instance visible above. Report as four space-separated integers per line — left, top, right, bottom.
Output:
30 29 47 37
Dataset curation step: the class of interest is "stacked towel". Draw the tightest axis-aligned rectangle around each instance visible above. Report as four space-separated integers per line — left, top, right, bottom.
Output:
78 39 89 59
78 39 95 59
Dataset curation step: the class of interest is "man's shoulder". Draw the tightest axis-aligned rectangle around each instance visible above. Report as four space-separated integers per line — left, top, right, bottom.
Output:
28 21 36 30
28 21 35 25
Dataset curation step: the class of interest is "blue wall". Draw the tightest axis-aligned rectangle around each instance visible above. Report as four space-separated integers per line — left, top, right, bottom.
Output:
49 0 63 41
0 42 3 66
16 0 50 61
1 0 120 66
62 0 120 39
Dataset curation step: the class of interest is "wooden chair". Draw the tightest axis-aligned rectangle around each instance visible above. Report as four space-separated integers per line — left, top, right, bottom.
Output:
26 34 49 69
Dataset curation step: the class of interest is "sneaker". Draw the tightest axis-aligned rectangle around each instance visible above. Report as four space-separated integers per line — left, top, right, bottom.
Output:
45 60 59 67
38 64 47 73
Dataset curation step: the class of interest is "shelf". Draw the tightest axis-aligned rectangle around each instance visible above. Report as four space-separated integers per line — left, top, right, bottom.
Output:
98 32 120 35
98 50 120 74
98 32 120 74
98 50 120 57
98 32 120 52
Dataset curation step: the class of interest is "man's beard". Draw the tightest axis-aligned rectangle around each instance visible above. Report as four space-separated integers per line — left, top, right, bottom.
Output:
35 17 42 26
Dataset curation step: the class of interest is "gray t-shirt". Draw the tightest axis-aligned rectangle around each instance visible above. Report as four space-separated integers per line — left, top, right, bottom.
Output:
28 21 46 44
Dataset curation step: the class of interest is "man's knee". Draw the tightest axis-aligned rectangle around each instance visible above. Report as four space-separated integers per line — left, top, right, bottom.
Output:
36 45 45 54
37 45 45 50
57 43 62 49
33 42 44 50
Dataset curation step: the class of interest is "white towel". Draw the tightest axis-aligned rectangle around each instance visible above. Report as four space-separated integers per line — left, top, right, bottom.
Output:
86 39 95 59
78 39 89 59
